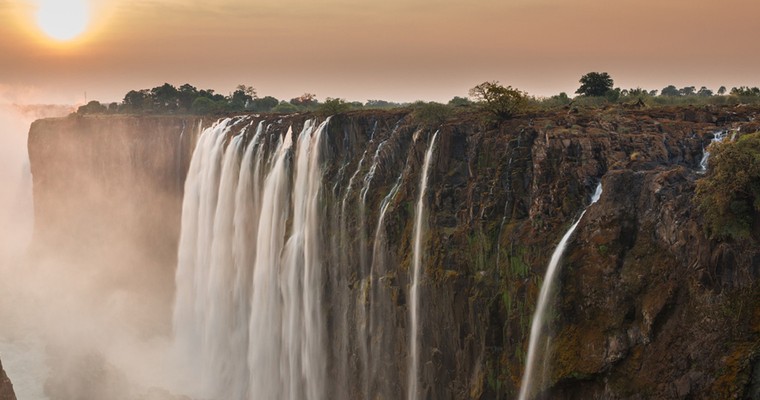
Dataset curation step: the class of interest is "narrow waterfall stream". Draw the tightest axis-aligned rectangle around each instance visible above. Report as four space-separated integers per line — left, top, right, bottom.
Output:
408 131 439 400
518 183 603 400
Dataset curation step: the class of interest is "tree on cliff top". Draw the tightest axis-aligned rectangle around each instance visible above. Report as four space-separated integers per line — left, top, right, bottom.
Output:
696 132 760 241
575 72 614 97
469 81 527 120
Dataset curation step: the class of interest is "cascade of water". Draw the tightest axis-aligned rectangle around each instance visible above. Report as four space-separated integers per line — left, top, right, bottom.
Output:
408 131 439 400
699 130 729 172
518 183 603 400
173 117 241 397
173 117 329 400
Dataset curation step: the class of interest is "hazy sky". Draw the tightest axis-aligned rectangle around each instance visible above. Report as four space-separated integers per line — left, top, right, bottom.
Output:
1 0 759 104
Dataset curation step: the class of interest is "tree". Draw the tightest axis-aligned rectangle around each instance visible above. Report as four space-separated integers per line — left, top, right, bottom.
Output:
236 84 257 99
250 96 279 112
272 101 299 113
178 84 199 111
77 100 107 115
290 93 317 109
469 81 528 120
123 89 149 112
150 83 179 111
448 96 472 107
697 86 713 97
191 97 224 114
318 98 351 116
575 72 614 97
718 86 727 95
696 132 760 240
679 86 696 96
661 85 680 96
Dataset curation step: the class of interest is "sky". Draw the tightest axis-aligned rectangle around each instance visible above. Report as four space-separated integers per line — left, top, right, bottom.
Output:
0 0 759 105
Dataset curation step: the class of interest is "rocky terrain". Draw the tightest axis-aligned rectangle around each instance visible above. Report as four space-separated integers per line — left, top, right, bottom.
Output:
0 359 15 400
22 105 760 399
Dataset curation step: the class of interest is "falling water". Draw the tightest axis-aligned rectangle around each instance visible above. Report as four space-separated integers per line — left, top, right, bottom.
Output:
173 117 329 400
518 183 603 400
408 131 439 400
699 130 729 172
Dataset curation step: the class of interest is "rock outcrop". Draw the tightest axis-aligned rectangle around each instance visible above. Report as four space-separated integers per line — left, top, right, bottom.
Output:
26 106 760 399
0 359 16 400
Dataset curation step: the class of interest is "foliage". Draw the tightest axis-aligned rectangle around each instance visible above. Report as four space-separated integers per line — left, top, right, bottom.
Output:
469 81 528 120
575 72 614 97
190 97 225 114
290 93 317 109
410 101 451 126
448 96 472 107
660 85 680 97
250 96 279 112
272 101 299 114
696 132 760 241
77 100 107 115
364 99 403 109
318 98 351 116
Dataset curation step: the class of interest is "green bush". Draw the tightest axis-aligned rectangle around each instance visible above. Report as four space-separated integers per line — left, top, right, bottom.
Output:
696 132 760 240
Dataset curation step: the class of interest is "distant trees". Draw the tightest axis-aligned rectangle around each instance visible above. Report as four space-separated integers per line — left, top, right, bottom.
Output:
575 72 614 97
77 100 107 115
318 98 351 116
469 81 528 120
661 85 680 97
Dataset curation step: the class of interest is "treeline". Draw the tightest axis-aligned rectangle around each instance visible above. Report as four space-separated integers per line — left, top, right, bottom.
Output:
77 76 760 118
76 83 406 115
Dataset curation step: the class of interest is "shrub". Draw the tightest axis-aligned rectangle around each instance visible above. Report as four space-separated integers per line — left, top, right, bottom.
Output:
696 132 760 240
411 101 451 126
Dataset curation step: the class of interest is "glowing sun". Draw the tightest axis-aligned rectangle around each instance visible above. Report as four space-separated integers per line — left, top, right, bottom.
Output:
35 0 89 41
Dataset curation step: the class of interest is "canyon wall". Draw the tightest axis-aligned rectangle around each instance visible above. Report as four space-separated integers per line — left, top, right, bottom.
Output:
26 106 760 399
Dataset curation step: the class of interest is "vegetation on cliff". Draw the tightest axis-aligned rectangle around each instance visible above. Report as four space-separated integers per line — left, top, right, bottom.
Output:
75 73 760 119
696 132 760 240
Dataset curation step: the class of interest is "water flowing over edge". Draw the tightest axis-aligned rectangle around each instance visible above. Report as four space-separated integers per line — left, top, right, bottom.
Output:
518 182 603 400
408 131 439 400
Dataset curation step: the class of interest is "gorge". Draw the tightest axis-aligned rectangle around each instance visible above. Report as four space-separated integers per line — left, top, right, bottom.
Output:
6 105 760 399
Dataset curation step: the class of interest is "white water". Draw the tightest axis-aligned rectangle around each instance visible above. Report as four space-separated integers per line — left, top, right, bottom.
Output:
699 130 729 172
408 131 439 400
518 183 603 400
173 117 329 400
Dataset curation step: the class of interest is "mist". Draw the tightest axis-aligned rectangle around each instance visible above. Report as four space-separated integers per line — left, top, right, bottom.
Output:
0 105 199 400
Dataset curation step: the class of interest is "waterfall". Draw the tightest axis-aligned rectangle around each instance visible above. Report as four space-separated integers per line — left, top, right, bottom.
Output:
699 129 729 172
408 131 439 400
518 183 603 400
173 117 329 400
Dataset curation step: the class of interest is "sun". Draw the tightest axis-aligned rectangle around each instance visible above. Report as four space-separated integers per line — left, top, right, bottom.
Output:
35 0 90 42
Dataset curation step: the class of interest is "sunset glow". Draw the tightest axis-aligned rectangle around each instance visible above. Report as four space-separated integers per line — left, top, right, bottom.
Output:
34 0 89 42
0 0 758 104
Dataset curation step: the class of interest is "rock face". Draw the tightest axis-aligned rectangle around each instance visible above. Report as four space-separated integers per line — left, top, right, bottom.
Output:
27 106 760 399
0 359 16 400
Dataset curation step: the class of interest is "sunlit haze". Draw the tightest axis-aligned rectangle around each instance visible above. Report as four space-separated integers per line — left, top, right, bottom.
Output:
0 0 758 105
35 0 89 41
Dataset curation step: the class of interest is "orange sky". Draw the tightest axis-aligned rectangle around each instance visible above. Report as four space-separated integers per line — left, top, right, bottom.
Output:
1 0 759 104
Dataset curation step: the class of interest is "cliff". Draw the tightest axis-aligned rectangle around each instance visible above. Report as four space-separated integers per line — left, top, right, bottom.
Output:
26 106 760 399
0 359 15 400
